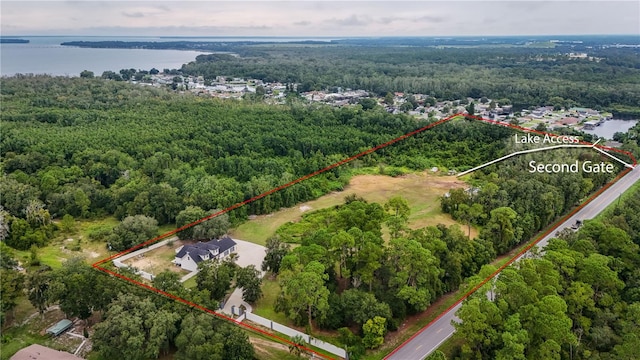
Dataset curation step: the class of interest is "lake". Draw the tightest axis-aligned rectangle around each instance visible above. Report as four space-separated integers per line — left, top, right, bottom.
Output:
582 119 638 140
0 36 337 77
1 37 206 76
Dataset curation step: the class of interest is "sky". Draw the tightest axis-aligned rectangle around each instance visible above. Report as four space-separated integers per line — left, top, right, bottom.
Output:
1 1 639 37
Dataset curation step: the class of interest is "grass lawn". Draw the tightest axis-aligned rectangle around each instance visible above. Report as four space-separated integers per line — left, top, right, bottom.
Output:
230 171 473 245
250 333 302 360
14 237 111 271
230 190 358 246
158 223 177 236
9 296 38 325
252 278 291 325
250 330 338 360
252 278 345 353
183 276 197 289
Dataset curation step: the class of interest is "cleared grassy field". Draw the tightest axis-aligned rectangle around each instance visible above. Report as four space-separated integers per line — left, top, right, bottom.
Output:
230 172 476 245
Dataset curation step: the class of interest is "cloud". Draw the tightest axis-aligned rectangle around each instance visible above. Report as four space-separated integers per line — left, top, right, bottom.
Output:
411 15 445 24
378 16 401 25
72 25 274 36
325 14 368 27
122 12 145 18
1 1 638 37
153 4 172 12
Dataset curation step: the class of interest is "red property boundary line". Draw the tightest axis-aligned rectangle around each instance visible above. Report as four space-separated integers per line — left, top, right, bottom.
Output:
92 113 637 360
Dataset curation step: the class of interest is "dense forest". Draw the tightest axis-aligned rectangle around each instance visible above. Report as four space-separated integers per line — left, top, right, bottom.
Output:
0 75 513 252
450 187 640 360
179 45 640 117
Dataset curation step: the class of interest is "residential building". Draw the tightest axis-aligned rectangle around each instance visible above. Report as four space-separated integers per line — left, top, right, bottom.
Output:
173 237 237 272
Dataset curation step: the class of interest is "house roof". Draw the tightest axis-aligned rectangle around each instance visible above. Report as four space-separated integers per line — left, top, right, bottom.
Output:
176 237 236 263
561 117 579 125
46 319 73 336
10 344 82 360
176 240 219 263
216 236 236 254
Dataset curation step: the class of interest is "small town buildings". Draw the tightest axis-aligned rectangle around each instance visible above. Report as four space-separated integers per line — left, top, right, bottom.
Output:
583 120 600 129
173 237 237 272
560 117 580 126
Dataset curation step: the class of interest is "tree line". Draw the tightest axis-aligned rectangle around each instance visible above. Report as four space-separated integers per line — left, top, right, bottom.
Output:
452 187 640 359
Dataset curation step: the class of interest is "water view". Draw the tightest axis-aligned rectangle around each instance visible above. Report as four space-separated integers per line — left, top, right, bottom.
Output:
1 39 205 76
0 36 338 77
583 119 639 139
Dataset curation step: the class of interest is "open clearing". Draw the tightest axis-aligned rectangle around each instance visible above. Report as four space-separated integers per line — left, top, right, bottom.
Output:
230 172 477 245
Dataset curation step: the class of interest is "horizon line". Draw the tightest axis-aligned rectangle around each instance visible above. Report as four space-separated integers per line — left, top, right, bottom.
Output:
2 34 639 38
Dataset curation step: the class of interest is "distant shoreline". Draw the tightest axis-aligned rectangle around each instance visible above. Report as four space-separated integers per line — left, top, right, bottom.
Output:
59 40 331 52
0 38 29 44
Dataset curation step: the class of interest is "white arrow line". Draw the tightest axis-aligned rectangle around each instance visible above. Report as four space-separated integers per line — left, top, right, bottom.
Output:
457 143 633 177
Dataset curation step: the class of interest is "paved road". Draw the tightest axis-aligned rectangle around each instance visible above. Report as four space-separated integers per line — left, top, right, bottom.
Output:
386 165 640 360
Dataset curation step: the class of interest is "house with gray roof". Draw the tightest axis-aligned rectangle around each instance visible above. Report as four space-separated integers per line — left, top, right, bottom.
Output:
173 237 237 272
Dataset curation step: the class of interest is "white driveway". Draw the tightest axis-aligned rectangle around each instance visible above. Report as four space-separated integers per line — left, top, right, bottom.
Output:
221 239 266 315
231 239 267 276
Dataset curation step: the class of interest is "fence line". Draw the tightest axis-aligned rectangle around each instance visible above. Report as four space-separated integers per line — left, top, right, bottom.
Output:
244 312 346 358
112 237 178 281
116 237 176 262
179 269 199 283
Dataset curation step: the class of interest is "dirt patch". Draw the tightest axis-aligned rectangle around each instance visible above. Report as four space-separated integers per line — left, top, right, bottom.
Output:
347 172 466 194
122 240 188 276
250 336 291 354
299 205 312 212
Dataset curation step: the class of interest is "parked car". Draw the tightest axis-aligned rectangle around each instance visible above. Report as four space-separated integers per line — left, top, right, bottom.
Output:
571 219 583 230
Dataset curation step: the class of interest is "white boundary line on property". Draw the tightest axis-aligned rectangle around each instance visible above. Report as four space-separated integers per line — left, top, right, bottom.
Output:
457 143 634 177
